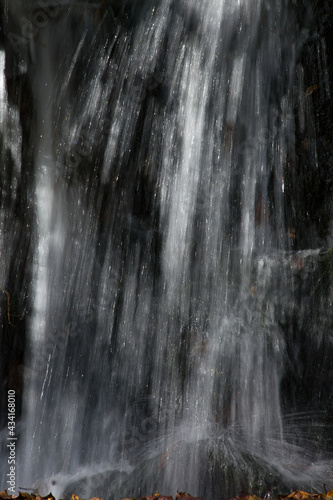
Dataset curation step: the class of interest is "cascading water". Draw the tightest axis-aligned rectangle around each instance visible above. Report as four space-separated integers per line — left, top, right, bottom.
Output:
1 0 333 498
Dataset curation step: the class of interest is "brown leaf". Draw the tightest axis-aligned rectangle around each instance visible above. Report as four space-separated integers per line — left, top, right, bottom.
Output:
287 228 296 239
0 492 13 500
176 492 203 500
287 492 318 500
305 84 319 96
41 495 55 500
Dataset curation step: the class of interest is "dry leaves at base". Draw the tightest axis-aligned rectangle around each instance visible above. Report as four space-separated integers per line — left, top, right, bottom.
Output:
1 489 333 500
0 493 55 500
277 491 333 500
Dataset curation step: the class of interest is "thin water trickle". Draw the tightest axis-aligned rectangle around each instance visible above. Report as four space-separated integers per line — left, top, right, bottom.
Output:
1 0 333 499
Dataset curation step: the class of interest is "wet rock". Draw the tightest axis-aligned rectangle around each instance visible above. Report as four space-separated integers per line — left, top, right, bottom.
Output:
62 470 128 500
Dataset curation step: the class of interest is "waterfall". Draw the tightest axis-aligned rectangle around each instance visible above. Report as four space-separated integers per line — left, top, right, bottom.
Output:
1 1 333 499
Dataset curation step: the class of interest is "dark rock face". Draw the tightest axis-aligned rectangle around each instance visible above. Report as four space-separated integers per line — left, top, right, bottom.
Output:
60 443 289 500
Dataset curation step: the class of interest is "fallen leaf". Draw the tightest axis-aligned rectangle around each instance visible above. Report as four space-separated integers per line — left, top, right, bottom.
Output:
305 84 319 96
0 492 13 500
176 492 203 500
286 492 320 500
287 228 296 239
